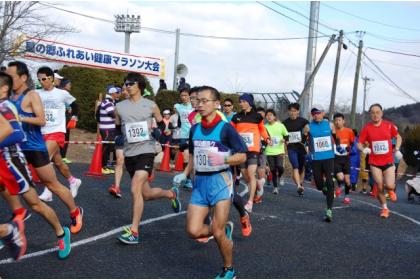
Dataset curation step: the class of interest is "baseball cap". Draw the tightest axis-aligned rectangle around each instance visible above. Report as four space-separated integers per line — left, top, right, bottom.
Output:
163 109 170 115
108 87 118 94
54 73 63 79
311 104 324 114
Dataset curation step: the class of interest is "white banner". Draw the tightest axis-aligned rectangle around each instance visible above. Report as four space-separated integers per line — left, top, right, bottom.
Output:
22 36 165 78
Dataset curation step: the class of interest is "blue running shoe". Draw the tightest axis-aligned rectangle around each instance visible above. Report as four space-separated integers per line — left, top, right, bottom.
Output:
215 267 236 279
183 179 193 189
3 221 27 261
171 186 181 213
225 221 234 241
118 228 139 244
58 227 71 259
324 208 333 223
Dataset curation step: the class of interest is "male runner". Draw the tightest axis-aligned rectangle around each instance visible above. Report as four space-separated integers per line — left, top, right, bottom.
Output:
115 72 181 244
173 86 247 279
358 103 402 218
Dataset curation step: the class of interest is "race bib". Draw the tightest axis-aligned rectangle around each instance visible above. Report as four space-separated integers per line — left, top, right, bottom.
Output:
289 131 302 143
272 136 281 146
240 133 254 148
181 112 190 123
194 147 229 172
125 121 150 143
44 109 59 126
313 136 332 153
372 140 389 155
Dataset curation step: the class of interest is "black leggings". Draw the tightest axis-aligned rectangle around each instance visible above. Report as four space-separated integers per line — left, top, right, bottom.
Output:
312 158 335 209
267 155 284 188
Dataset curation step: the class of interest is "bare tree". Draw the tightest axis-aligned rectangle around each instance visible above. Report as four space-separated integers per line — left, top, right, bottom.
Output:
0 1 76 64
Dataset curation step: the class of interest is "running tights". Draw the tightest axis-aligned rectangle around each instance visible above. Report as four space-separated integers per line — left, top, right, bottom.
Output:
267 155 284 189
312 158 335 209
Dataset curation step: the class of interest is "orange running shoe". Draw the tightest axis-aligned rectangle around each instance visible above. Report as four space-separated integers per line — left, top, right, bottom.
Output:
253 195 263 204
380 208 389 218
12 208 32 222
196 236 214 243
70 207 84 234
388 190 397 202
240 213 252 237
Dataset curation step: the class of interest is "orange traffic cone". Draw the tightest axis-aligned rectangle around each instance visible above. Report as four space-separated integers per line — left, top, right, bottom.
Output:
85 135 104 177
174 151 184 172
28 164 41 183
159 141 171 172
67 119 77 129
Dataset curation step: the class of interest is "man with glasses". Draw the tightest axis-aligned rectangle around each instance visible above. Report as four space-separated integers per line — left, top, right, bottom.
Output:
358 103 402 218
173 86 247 279
114 73 181 244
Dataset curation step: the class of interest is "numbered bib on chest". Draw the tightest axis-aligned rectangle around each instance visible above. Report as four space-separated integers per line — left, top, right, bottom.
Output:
272 136 281 146
313 136 332 152
125 121 150 143
372 140 389 155
194 147 228 172
240 133 254 148
45 109 59 126
288 131 302 143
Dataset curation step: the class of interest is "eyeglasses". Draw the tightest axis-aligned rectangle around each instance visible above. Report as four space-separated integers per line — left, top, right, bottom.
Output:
124 81 137 87
38 77 49 82
196 99 216 105
223 104 232 107
311 112 321 116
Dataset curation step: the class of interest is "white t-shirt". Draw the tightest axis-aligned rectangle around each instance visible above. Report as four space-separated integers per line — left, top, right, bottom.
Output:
37 87 76 134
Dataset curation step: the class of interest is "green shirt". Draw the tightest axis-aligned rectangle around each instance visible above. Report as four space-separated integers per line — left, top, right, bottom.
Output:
264 121 289 155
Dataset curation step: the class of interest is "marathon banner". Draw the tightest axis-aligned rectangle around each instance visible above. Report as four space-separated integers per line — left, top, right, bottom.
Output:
20 36 165 78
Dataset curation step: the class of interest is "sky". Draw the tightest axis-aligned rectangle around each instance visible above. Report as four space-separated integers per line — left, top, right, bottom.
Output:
26 1 420 112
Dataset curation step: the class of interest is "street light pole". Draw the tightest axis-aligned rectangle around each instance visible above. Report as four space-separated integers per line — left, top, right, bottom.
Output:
114 14 141 54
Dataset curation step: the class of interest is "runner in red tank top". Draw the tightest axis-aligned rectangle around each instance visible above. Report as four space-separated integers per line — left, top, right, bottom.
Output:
358 103 402 218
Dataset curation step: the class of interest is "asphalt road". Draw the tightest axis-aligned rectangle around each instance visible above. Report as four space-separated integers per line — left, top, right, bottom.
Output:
0 163 419 278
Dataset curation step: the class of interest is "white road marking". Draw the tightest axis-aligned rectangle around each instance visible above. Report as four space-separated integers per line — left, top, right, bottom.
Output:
296 206 349 214
0 211 187 265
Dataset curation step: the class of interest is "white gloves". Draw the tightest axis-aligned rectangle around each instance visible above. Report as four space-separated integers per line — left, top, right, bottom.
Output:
173 173 187 186
395 150 403 160
362 147 372 155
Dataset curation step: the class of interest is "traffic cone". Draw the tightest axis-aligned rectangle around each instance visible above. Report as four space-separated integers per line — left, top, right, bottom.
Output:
174 151 184 171
159 141 171 172
28 164 41 183
67 119 77 129
85 135 104 177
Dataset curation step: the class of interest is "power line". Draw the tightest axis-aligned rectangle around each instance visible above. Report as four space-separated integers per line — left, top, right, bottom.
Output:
366 47 420 58
365 32 420 44
321 2 420 32
38 2 329 42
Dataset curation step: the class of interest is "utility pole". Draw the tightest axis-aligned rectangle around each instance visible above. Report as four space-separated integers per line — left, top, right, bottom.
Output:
328 30 344 120
172 28 180 91
350 39 363 128
361 76 373 127
114 14 141 54
302 1 320 118
298 34 336 117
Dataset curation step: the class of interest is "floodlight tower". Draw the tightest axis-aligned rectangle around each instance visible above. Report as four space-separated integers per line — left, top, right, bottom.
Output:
114 14 141 54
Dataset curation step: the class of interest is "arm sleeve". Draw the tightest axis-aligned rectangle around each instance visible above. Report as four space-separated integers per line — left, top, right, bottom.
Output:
391 123 398 138
359 127 367 144
69 101 79 117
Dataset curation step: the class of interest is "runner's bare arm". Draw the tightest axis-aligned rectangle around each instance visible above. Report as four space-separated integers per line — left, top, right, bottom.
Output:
19 91 46 126
225 152 246 166
115 107 121 125
395 133 402 151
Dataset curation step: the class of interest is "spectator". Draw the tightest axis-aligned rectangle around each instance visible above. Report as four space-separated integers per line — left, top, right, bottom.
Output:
158 79 167 93
159 108 172 145
59 79 74 163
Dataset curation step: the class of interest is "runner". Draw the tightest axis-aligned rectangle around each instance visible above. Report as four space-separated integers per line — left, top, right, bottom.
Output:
231 93 271 213
283 103 309 196
254 107 268 204
114 72 181 244
264 109 288 195
332 113 355 204
173 86 247 279
7 62 83 235
0 71 71 259
35 66 82 202
358 103 402 218
307 105 343 222
222 98 236 122
174 87 194 188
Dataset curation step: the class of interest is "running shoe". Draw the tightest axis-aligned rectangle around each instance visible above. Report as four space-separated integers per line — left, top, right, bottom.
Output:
279 177 285 186
388 190 397 202
324 208 332 223
272 187 279 195
102 167 114 175
108 184 122 198
225 221 234 241
3 221 27 261
253 195 263 204
297 185 304 196
183 179 193 189
335 187 342 198
240 213 252 237
70 207 84 234
385 193 390 200
343 196 351 205
58 227 71 260
11 209 32 222
62 158 72 164
215 267 236 279
244 201 253 213
39 187 53 202
196 235 214 244
380 208 389 218
70 178 82 198
118 228 139 244
170 186 181 213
